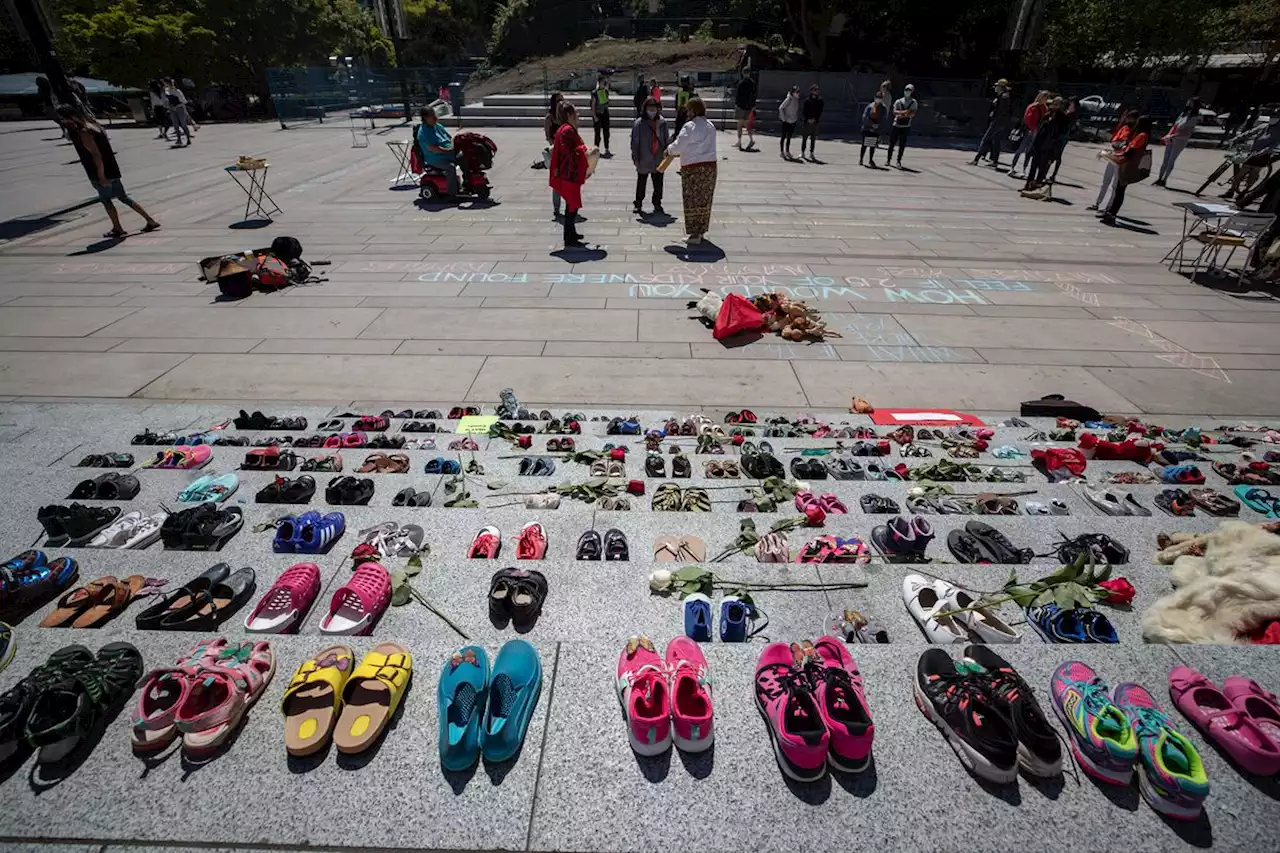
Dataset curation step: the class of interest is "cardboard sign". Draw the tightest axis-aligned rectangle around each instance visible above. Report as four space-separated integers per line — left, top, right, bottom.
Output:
869 409 985 426
456 415 498 435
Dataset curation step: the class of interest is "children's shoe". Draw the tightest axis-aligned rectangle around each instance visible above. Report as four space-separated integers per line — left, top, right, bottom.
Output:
481 639 543 763
438 646 490 771
683 593 712 642
1050 661 1137 784
754 642 828 781
616 636 671 755
1169 667 1280 776
914 648 1017 783
718 595 751 642
1221 676 1280 748
665 637 713 752
808 637 874 771
515 522 547 559
963 646 1061 777
468 526 501 559
1113 682 1209 820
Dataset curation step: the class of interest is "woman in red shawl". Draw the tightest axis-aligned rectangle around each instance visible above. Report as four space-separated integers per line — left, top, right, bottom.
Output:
550 103 591 247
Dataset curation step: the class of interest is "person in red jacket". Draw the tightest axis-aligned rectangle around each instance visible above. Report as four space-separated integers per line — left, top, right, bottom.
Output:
550 103 591 248
1101 115 1152 226
1009 90 1049 178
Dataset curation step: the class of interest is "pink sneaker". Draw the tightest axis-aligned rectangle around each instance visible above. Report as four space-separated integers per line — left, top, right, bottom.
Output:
755 642 829 781
666 637 713 753
616 636 670 755
1222 675 1280 755
516 522 547 559
809 636 874 771
1169 666 1280 776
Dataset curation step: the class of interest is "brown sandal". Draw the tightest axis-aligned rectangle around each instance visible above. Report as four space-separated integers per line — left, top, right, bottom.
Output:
40 576 119 628
1189 488 1241 517
357 453 390 473
71 574 146 628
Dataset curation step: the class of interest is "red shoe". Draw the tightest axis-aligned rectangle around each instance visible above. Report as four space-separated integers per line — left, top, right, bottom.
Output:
468 526 501 559
807 637 874 772
516 522 547 559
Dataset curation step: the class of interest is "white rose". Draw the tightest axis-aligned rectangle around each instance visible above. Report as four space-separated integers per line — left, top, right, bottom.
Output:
649 569 673 593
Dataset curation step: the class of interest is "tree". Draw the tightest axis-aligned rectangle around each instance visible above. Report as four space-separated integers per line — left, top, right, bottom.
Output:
1034 0 1233 75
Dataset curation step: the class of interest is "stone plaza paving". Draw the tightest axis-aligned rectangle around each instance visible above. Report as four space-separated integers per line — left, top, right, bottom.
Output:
0 120 1278 853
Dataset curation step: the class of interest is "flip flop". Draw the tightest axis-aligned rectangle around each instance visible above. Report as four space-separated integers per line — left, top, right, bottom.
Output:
679 536 707 562
39 576 120 628
332 643 412 755
282 645 355 757
70 574 147 628
653 536 682 562
1235 485 1280 517
1189 488 1241 517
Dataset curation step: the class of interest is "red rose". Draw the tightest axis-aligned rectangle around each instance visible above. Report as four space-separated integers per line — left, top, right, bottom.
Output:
732 434 745 446
803 505 826 526
610 447 626 461
516 435 532 449
1097 577 1136 606
626 479 646 495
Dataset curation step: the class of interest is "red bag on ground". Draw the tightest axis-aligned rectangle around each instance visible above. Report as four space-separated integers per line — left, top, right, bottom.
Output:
713 293 766 340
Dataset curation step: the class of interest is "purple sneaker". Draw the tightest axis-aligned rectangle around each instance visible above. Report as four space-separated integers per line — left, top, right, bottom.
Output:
1114 681 1208 820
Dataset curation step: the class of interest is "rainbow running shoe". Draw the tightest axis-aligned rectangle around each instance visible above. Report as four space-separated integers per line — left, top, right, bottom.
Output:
1050 661 1137 784
1113 682 1209 820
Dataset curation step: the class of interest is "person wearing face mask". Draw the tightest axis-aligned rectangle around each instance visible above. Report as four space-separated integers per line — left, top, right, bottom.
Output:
550 104 591 247
631 96 669 216
800 85 824 160
859 91 886 167
778 86 800 159
592 72 612 156
972 79 1013 167
887 84 918 168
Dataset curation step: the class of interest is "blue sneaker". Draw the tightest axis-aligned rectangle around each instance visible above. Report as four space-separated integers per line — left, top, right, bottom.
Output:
438 645 490 771
1081 609 1119 643
272 513 304 553
684 593 712 641
719 595 750 642
1025 603 1089 643
481 639 543 762
296 511 345 554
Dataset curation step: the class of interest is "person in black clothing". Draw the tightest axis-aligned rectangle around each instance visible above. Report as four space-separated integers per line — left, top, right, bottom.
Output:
634 74 649 117
57 105 161 239
735 73 757 150
1047 97 1079 183
972 78 1013 167
800 85 824 160
1020 97 1069 194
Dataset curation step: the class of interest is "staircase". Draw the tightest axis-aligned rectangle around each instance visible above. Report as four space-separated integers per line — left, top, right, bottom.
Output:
456 92 739 129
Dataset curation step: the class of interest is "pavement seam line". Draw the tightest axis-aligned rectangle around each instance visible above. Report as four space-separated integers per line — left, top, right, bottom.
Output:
789 361 812 407
523 641 562 852
128 353 195 399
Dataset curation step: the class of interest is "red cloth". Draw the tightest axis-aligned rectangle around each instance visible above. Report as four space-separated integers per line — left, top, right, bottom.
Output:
1110 124 1131 144
549 124 589 210
1023 102 1046 132
1252 621 1280 644
712 293 766 340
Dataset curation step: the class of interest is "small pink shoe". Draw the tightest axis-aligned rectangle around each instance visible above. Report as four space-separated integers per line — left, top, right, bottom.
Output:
666 637 713 753
810 636 874 771
175 445 212 470
818 494 848 514
319 561 392 636
1169 666 1280 776
794 491 818 513
616 636 670 755
1222 676 1280 753
244 562 321 634
755 642 829 781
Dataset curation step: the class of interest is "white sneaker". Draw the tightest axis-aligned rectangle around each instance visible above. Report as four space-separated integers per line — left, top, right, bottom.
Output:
903 574 966 644
945 586 1020 643
122 512 168 549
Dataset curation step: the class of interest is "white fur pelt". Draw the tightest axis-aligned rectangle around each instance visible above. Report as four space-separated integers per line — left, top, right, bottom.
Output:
1142 521 1280 644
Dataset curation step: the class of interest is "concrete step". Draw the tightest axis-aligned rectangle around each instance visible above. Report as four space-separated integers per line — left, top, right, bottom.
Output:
482 93 733 108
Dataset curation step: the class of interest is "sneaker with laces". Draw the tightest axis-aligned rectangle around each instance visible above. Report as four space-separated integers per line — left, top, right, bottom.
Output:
754 642 829 781
1113 682 1208 820
914 648 1018 783
666 637 713 752
1050 661 1137 784
515 522 546 559
963 646 1061 777
468 526 501 559
616 636 670 755
808 637 874 771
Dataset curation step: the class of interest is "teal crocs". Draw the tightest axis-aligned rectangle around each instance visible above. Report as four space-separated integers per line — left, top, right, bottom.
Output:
438 645 490 771
481 639 543 763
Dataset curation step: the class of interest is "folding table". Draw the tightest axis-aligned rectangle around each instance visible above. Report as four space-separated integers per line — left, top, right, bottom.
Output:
224 163 282 224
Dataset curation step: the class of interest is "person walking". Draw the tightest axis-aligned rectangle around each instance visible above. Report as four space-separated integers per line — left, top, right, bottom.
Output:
666 96 718 245
57 105 161 239
778 85 800 159
551 104 591 247
972 78 1013 167
859 91 886 167
675 77 695 133
800 85 824 160
1047 97 1079 183
1009 90 1049 177
148 80 170 140
164 78 192 146
1154 98 1201 187
1088 109 1138 212
631 96 669 215
591 72 612 156
1101 115 1151 226
1020 97 1069 196
544 93 566 218
886 84 918 168
735 73 757 150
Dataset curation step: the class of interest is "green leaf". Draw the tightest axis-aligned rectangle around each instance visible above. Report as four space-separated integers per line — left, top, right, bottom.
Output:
486 480 507 490
1005 567 1020 588
389 569 407 587
1093 562 1113 583
1053 584 1076 610
672 565 708 581
1032 588 1057 607
391 583 413 606
587 476 609 487
1005 584 1040 607
404 553 423 577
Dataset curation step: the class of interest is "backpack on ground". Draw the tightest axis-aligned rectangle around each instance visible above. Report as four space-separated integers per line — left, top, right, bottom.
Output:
270 236 303 263
254 254 291 289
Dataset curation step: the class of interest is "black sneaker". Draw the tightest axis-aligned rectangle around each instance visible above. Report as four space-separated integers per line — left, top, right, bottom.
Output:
914 649 1018 784
963 646 1063 777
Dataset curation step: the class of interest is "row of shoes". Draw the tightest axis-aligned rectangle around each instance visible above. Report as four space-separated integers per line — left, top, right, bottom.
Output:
233 410 307 430
468 524 547 559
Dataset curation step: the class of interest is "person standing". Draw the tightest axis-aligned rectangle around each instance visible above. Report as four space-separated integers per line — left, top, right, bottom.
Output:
778 85 800 159
1101 115 1151 226
148 80 170 140
1020 97 1069 195
631 96 669 215
800 85 824 160
972 78 1013 166
666 97 718 245
544 93 566 218
592 72 612 156
417 107 458 197
735 73 757 150
1088 109 1138 212
1154 98 1201 187
887 84 918 168
859 91 886 167
633 75 649 117
57 105 161 239
1009 90 1049 177
551 104 591 247
675 77 695 133
650 78 662 110
1047 97 1079 183
164 78 192 146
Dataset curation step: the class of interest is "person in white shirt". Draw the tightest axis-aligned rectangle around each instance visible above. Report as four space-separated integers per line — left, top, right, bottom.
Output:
777 86 800 159
664 97 718 244
887 84 918 168
1154 98 1201 187
164 78 192 146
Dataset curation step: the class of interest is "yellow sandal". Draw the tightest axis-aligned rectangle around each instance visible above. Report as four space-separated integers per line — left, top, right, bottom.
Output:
332 643 413 755
282 645 354 757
